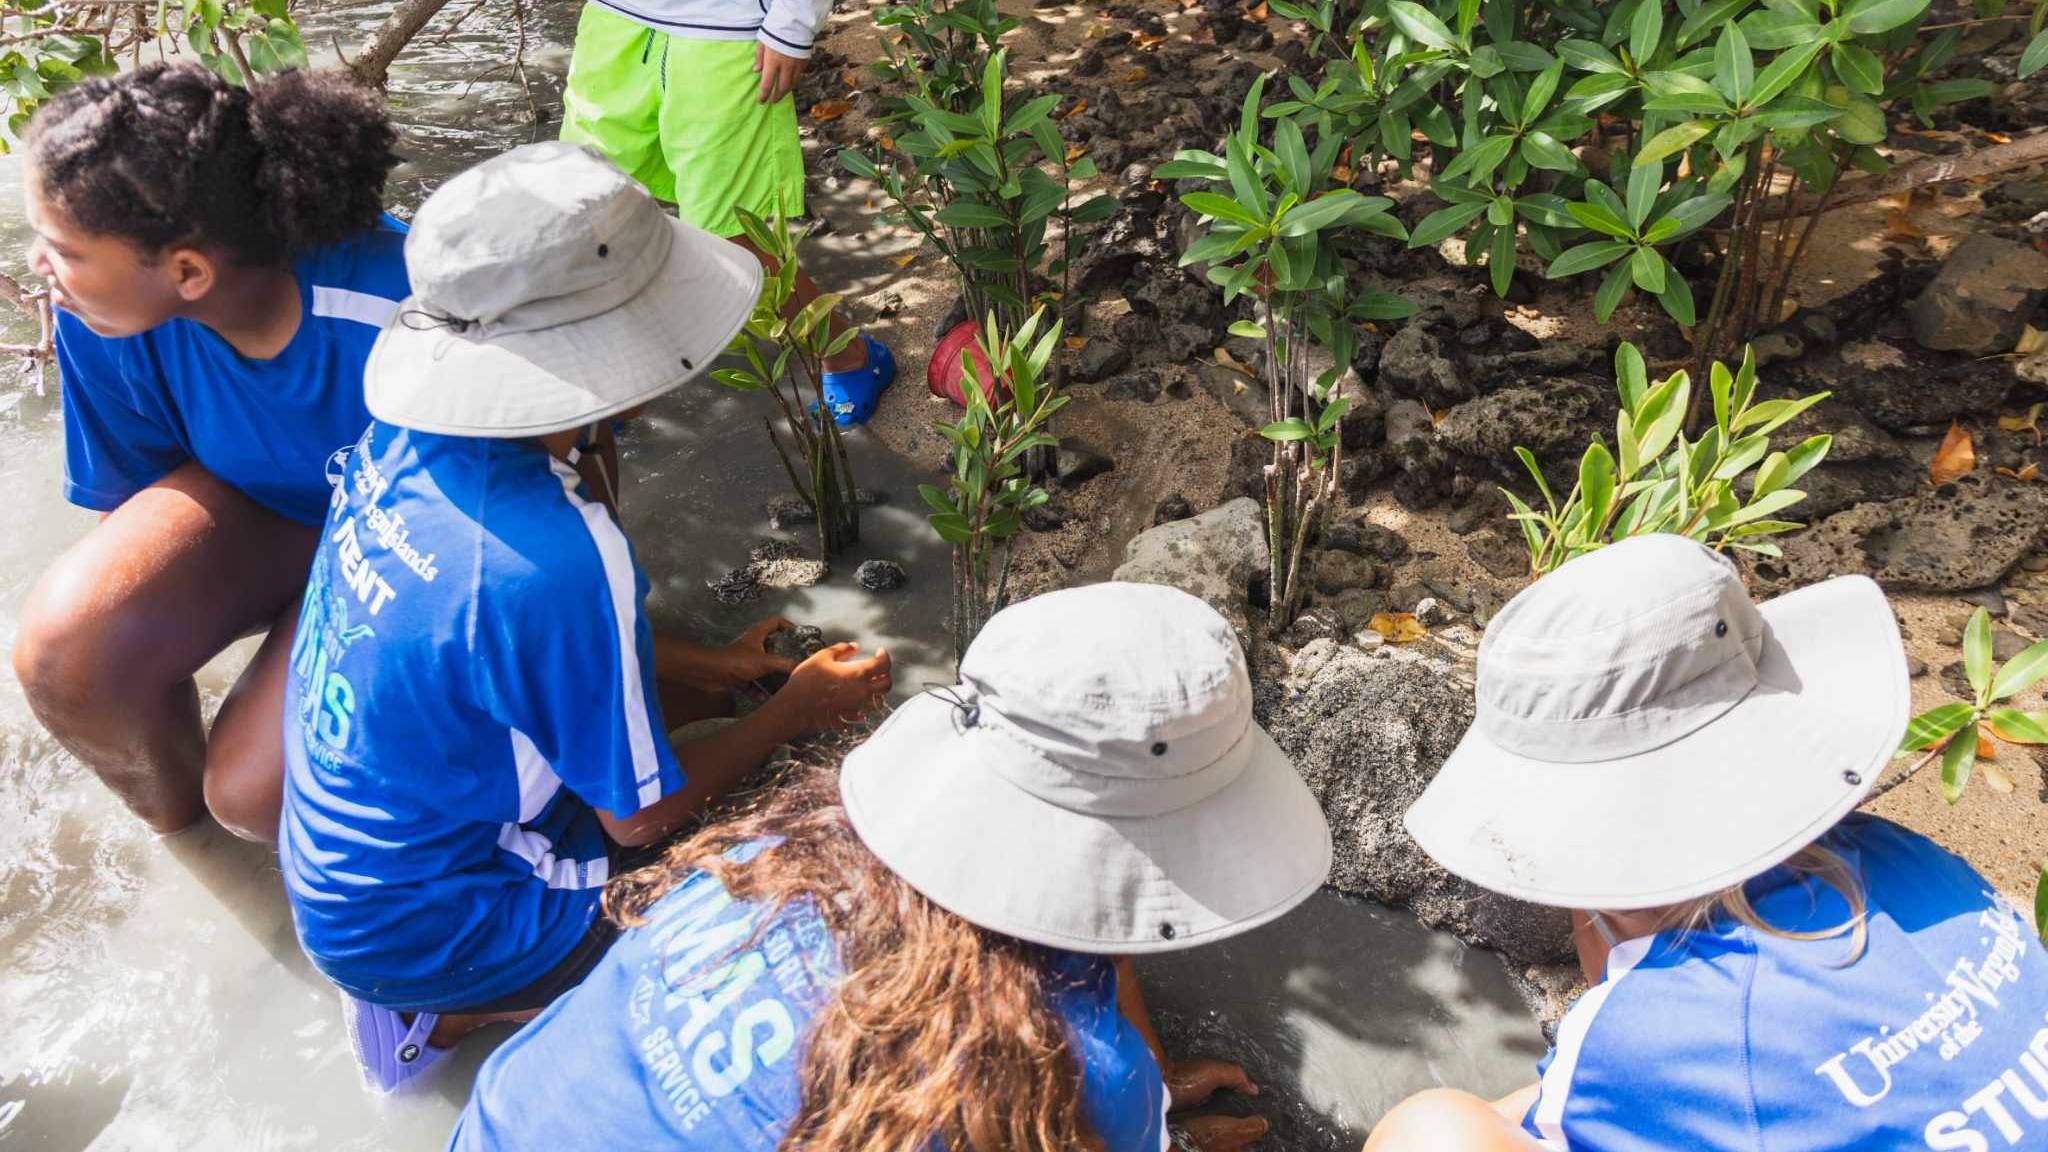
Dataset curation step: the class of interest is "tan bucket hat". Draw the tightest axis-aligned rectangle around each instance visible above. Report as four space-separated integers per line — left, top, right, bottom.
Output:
364 141 762 438
1405 534 1910 910
840 582 1332 954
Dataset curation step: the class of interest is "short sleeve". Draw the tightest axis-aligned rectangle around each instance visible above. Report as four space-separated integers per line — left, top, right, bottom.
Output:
55 310 187 511
476 470 685 819
1520 935 1759 1151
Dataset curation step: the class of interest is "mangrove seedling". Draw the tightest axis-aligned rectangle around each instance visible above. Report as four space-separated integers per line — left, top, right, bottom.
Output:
712 203 863 558
1504 342 1833 576
841 47 1118 334
1898 609 2048 803
1157 75 1412 631
1897 607 2048 940
920 307 1067 666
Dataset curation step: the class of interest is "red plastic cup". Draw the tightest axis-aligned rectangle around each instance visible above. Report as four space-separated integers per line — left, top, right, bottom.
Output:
927 319 1010 407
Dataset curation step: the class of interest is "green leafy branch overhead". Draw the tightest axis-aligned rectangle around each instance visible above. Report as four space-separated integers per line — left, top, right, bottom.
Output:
0 0 310 142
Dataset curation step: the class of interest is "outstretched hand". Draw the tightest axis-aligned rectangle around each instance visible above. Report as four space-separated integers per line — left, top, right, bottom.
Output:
753 42 806 104
720 616 800 685
1166 1058 1259 1112
774 642 891 732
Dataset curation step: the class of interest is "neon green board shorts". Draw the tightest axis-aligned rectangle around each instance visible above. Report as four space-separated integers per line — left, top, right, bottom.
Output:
559 4 804 238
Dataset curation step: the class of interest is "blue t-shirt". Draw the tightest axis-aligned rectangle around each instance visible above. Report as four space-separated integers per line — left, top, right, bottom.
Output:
448 841 1170 1151
55 216 409 525
280 420 686 1011
1521 815 2048 1152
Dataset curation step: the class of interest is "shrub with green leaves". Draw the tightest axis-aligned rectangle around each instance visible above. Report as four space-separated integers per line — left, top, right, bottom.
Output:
1156 76 1413 630
713 205 863 558
1268 0 2009 359
1897 606 2048 941
840 41 1116 332
1898 609 2048 803
1505 341 1833 576
0 0 309 140
921 308 1067 664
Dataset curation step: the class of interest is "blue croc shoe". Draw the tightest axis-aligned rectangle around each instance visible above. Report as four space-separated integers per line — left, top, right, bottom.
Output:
819 336 897 426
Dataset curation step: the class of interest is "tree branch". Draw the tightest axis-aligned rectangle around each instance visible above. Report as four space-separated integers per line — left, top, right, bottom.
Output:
346 0 458 88
1756 132 2048 221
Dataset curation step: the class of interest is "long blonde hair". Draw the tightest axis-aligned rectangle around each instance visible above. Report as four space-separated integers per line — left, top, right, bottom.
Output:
604 750 1096 1152
1662 842 1870 962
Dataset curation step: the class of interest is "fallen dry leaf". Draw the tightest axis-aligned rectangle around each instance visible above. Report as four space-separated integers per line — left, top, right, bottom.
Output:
891 253 918 267
809 99 853 122
1997 464 2040 483
1884 210 1925 240
1064 145 1090 164
1132 31 1169 48
1083 22 1106 37
1367 612 1427 643
1430 408 1450 425
1986 131 2013 144
1123 67 1149 83
2000 401 2044 444
1929 422 1976 487
1330 164 1354 183
1062 98 1089 121
1983 763 2016 794
2016 328 2048 357
1245 0 1269 18
1212 346 1254 378
1065 336 1090 350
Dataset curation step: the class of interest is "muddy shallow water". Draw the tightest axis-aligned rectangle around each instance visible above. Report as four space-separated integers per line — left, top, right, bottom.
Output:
0 3 1544 1146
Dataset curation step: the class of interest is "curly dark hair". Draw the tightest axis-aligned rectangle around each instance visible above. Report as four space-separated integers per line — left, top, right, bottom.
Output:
26 63 398 268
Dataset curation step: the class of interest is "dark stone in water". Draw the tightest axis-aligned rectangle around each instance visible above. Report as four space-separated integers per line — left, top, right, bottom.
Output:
764 624 826 663
709 540 830 604
855 559 907 592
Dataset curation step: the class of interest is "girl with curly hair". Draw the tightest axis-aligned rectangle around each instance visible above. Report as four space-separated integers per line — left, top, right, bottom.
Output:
12 63 406 841
448 581 1330 1151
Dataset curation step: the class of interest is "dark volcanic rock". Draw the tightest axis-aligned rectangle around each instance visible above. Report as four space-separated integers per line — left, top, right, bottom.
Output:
1435 377 1612 466
855 559 907 592
1757 474 2048 594
1259 642 1575 965
765 624 826 663
1378 323 1467 409
1909 233 2048 355
1072 338 1133 383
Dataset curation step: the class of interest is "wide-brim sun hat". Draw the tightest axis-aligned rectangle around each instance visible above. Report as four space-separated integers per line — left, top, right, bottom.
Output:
1404 533 1910 911
364 140 762 438
841 581 1332 955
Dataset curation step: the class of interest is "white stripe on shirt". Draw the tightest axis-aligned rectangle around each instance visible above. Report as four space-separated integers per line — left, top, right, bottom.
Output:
509 727 564 823
311 285 402 329
1156 1073 1171 1152
495 823 610 890
549 459 665 811
1531 934 1655 1150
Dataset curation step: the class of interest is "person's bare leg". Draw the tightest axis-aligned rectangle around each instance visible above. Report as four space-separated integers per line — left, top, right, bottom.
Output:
427 1007 541 1049
202 599 302 842
12 462 316 834
1362 1087 1547 1151
728 233 867 373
